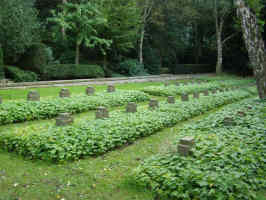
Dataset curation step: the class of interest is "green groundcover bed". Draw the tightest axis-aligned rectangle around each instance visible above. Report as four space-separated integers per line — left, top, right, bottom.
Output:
134 98 266 200
142 79 254 96
0 90 149 125
0 87 257 162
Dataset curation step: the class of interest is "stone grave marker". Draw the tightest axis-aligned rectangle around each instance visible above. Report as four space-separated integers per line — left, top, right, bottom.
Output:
107 85 115 93
178 136 195 157
27 91 40 101
96 107 109 119
86 86 95 95
167 96 175 104
126 102 137 113
149 99 159 109
181 94 189 101
56 113 74 126
60 88 71 98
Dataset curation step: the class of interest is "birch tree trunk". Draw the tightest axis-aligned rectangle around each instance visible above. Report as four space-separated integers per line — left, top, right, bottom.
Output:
215 19 223 74
235 0 266 99
139 27 145 64
139 0 153 65
214 0 224 75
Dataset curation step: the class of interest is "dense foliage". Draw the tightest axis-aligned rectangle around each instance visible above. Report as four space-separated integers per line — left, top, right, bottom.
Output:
0 46 4 79
116 59 148 76
172 64 214 74
0 87 256 161
5 66 39 82
41 64 105 80
0 0 40 63
0 0 264 82
142 79 254 96
134 98 266 200
0 90 149 125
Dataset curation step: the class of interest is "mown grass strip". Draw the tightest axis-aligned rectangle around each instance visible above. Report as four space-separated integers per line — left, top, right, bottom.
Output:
134 98 265 200
0 90 149 125
0 87 257 162
142 79 254 96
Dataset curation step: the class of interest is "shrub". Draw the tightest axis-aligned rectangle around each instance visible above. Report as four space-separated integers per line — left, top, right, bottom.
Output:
0 46 4 79
134 98 266 200
0 90 149 125
142 79 254 96
19 43 49 73
41 64 105 80
0 87 256 161
159 67 170 74
5 66 39 82
172 64 215 74
144 47 161 75
118 59 148 76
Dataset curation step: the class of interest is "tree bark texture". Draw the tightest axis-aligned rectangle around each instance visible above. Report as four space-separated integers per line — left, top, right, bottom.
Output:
216 22 223 74
75 41 79 65
139 0 153 65
214 0 224 75
62 0 67 38
235 0 266 99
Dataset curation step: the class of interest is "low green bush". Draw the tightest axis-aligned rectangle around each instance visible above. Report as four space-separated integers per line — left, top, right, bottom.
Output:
118 59 149 76
0 90 149 125
0 46 5 79
142 79 254 96
143 47 161 75
0 87 256 162
41 64 105 80
19 43 49 73
134 98 265 200
5 66 39 82
172 64 215 74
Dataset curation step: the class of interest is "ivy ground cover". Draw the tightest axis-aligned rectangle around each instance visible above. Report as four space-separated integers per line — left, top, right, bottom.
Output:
142 79 254 96
0 90 149 125
0 87 257 162
134 98 266 200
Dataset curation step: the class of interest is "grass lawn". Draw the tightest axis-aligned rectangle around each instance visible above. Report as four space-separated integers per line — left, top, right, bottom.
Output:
0 77 264 200
0 80 177 101
0 105 244 200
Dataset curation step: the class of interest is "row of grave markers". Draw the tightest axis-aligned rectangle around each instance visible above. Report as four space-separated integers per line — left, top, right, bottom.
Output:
0 81 254 104
0 82 252 104
0 85 116 104
55 84 246 127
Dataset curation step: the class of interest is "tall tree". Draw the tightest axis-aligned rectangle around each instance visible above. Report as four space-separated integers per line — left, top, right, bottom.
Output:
213 0 234 74
102 0 141 59
235 0 266 99
50 1 112 65
0 0 40 63
138 0 154 64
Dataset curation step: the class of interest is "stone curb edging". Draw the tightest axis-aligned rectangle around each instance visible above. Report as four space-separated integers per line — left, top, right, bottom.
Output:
0 73 215 90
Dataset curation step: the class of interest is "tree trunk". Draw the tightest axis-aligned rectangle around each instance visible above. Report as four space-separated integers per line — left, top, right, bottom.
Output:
75 41 80 65
235 0 266 99
62 0 67 38
216 29 223 74
214 0 223 75
139 27 145 65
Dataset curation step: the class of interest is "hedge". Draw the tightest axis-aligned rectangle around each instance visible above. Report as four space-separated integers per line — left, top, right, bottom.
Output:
0 46 4 79
134 98 265 200
19 43 49 74
0 87 257 162
41 64 105 80
172 64 215 74
142 79 254 96
0 90 149 125
4 66 39 82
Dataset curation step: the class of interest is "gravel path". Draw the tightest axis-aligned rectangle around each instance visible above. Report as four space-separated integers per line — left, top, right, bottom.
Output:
0 73 215 90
